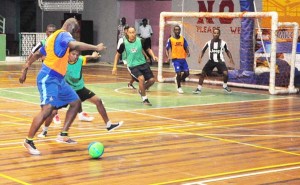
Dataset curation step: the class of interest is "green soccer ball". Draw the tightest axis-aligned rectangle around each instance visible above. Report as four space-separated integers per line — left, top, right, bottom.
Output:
88 142 104 159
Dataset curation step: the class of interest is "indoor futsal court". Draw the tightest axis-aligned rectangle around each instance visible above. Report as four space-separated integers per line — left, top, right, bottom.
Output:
1 63 300 184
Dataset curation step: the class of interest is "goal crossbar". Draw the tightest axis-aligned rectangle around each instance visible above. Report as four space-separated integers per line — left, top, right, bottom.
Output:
158 11 298 94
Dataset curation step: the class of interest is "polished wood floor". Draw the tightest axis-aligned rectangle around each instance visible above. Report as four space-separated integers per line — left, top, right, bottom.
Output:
1 62 300 185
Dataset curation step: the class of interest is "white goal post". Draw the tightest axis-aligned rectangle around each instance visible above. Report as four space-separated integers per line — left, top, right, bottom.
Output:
158 11 299 95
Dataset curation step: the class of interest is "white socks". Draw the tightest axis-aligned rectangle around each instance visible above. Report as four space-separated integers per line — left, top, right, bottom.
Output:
223 83 227 88
142 96 148 101
197 85 202 90
106 120 112 128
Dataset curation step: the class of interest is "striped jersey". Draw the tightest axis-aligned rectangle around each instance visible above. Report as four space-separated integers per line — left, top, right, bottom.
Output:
202 39 229 62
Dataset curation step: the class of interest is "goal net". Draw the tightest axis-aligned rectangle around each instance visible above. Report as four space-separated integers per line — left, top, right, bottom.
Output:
158 11 299 94
19 32 46 61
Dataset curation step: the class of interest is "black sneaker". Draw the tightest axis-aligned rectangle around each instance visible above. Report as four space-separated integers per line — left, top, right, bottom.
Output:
107 121 124 132
23 139 41 155
224 87 232 93
143 99 152 106
128 83 136 90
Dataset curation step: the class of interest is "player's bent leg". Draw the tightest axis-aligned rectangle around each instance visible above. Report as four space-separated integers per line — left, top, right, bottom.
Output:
56 99 80 144
38 109 58 138
145 77 155 90
24 104 54 155
88 96 123 131
181 71 190 82
222 70 232 93
88 95 109 123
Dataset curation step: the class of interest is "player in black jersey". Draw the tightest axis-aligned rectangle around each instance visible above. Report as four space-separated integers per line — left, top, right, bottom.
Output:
193 28 234 94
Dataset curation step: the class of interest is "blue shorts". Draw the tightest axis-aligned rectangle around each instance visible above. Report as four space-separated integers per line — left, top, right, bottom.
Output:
172 59 189 73
37 64 79 108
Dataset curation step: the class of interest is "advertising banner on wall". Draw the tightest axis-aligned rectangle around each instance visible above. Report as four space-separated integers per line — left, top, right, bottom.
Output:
171 0 262 70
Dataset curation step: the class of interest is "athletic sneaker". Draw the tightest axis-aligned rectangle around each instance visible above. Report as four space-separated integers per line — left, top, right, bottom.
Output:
177 88 184 94
107 121 124 132
78 112 94 122
53 114 61 124
56 135 77 144
224 87 232 93
193 88 201 94
23 139 41 155
37 130 47 138
143 99 152 106
128 83 136 90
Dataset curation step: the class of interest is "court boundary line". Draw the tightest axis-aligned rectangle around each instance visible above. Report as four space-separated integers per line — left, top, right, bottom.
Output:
0 173 31 185
181 164 300 185
0 85 292 113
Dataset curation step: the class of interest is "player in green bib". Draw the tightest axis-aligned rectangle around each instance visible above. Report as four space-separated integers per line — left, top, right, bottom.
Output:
38 49 123 137
114 27 157 106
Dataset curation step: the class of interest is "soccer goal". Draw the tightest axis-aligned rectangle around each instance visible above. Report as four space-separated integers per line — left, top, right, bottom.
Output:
158 11 299 95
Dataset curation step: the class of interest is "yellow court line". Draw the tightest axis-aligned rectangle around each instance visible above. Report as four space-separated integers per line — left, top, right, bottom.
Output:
151 161 300 185
1 113 300 148
0 113 31 122
0 130 165 151
0 173 31 185
164 127 300 157
188 116 300 130
150 128 300 185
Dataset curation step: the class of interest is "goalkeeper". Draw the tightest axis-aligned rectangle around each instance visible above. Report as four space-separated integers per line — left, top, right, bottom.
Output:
193 28 234 94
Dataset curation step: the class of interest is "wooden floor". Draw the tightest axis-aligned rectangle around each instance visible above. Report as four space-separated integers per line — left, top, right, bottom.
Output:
1 62 300 185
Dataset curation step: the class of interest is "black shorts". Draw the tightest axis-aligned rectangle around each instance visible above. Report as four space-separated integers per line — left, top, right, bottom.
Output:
76 87 96 102
142 37 151 49
202 60 228 75
129 63 154 81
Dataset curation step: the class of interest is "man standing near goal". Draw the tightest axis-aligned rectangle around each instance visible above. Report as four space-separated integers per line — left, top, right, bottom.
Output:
193 28 234 94
166 25 190 94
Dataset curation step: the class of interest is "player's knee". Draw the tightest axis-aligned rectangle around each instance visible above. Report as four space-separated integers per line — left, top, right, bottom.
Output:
69 99 81 108
41 104 54 119
138 75 145 82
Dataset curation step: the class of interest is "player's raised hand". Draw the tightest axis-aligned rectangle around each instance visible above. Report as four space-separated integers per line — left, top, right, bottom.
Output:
96 43 106 52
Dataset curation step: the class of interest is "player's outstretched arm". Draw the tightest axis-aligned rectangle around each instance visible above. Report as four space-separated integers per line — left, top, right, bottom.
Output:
112 52 121 75
19 51 43 84
85 51 101 61
69 41 106 52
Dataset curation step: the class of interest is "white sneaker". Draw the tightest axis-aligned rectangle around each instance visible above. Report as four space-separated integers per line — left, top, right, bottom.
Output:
53 114 61 124
37 130 47 138
177 88 184 94
78 112 94 122
23 139 41 155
